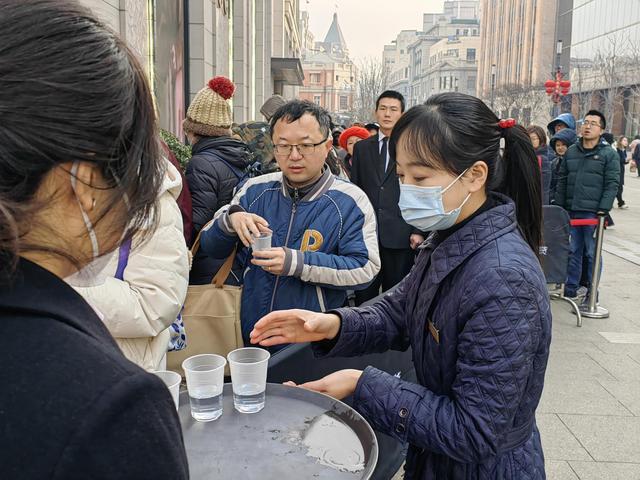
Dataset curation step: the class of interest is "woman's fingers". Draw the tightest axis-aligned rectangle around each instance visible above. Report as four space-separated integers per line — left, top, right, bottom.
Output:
297 379 326 393
250 328 284 345
252 310 299 331
256 335 290 347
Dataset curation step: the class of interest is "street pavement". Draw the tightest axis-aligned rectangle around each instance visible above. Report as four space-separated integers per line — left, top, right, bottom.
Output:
541 166 640 480
393 166 640 479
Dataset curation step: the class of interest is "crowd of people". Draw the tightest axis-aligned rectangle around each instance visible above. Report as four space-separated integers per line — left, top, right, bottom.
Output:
527 110 625 302
1 1 631 479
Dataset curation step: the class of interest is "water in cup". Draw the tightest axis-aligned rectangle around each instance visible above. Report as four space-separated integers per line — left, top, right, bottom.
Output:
233 382 266 413
189 384 223 422
227 347 270 414
182 354 226 422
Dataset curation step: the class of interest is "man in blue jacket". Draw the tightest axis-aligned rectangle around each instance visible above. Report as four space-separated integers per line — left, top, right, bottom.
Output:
554 110 619 300
199 100 381 342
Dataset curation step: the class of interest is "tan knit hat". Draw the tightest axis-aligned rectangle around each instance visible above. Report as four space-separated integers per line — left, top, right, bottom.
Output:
183 76 235 137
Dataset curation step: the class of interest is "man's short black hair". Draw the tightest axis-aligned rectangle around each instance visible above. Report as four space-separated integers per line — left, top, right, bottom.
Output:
269 100 331 139
585 109 606 129
376 90 405 112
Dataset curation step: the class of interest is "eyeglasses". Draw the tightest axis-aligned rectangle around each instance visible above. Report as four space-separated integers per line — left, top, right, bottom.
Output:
273 138 328 157
583 121 603 128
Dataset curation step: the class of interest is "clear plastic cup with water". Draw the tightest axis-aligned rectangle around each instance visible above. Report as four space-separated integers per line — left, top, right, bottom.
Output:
227 347 270 414
251 232 272 252
182 354 226 422
154 370 182 410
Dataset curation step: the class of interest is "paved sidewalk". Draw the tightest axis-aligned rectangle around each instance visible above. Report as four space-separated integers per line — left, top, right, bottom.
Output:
541 168 640 480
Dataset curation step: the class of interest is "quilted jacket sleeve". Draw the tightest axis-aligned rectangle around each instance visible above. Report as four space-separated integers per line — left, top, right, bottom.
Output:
351 267 545 463
312 274 412 357
185 154 221 233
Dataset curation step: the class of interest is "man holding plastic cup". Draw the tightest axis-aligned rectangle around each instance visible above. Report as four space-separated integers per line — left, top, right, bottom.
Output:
199 100 381 345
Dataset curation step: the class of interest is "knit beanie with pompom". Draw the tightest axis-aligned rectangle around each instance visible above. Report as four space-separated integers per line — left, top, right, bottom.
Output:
183 76 235 137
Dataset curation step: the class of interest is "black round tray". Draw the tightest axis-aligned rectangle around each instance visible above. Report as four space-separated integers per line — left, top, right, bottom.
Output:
179 383 378 479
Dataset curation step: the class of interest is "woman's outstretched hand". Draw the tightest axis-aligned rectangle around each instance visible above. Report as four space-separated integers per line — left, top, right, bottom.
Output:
249 309 341 347
284 369 363 400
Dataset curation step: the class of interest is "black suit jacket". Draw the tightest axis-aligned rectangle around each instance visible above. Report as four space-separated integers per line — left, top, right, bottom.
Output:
351 134 415 249
0 259 189 479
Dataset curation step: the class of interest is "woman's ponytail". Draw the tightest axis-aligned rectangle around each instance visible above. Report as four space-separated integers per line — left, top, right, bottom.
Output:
0 198 19 282
496 124 543 255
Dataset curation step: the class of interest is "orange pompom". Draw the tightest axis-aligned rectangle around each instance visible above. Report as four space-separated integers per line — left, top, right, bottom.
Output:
208 76 235 100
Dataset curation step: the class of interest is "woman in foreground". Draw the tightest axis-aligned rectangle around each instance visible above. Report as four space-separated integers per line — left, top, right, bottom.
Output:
0 1 188 478
251 93 552 479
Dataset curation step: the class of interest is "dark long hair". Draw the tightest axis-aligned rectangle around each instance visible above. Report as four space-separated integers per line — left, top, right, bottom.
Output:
0 0 164 280
389 93 542 254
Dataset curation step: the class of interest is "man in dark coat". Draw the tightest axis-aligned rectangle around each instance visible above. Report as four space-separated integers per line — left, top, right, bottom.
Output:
183 76 253 284
554 110 619 299
350 91 424 305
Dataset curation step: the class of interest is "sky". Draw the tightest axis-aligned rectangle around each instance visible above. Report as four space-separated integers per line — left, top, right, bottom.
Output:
301 0 445 62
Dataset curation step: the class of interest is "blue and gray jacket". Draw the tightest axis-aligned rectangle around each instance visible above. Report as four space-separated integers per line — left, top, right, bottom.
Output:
199 168 381 341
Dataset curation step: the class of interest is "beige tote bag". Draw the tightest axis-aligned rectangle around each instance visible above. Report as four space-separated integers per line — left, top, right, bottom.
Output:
167 236 243 376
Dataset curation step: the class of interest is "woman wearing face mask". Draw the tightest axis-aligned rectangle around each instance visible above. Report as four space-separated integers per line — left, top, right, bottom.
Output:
0 1 188 478
250 93 551 479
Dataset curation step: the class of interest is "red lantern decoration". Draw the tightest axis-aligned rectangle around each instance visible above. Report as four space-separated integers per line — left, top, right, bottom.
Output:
544 70 570 105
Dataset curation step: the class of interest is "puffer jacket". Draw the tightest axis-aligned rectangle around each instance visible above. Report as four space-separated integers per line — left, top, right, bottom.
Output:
549 128 578 203
535 145 552 204
315 193 552 479
199 168 381 342
186 135 253 284
547 112 576 136
75 161 189 371
554 138 620 213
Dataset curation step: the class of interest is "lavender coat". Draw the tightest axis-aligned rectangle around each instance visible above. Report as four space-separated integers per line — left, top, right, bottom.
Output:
315 194 552 479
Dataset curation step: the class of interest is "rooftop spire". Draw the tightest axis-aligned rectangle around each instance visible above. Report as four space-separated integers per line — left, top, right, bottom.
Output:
322 12 348 57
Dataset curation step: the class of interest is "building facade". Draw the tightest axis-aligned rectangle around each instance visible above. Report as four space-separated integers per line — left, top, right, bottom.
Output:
477 0 566 123
402 1 480 107
79 0 304 136
299 13 356 121
384 30 420 99
564 0 640 135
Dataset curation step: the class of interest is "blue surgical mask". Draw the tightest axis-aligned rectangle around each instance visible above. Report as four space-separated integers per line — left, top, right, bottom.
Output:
398 170 471 232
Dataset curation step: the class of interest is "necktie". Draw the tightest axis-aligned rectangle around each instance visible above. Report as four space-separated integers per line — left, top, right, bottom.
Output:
380 137 388 176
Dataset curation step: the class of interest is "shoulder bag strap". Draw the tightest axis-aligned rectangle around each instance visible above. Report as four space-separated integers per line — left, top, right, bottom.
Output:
115 238 132 280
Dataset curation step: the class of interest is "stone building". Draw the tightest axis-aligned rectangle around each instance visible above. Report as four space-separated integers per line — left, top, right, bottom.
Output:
402 1 480 107
78 0 304 136
298 13 356 122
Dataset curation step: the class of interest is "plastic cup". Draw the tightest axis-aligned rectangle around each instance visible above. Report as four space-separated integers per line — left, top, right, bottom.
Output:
154 370 182 410
252 232 272 252
182 354 226 422
227 347 270 414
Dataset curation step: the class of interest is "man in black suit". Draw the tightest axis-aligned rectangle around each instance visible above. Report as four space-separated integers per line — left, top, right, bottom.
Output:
351 91 424 305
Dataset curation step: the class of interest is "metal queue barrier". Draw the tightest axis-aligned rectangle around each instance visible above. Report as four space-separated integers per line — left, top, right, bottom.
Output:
575 214 609 319
541 206 583 326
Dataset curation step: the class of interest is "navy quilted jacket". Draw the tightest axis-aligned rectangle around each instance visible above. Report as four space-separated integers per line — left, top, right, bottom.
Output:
316 193 552 479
